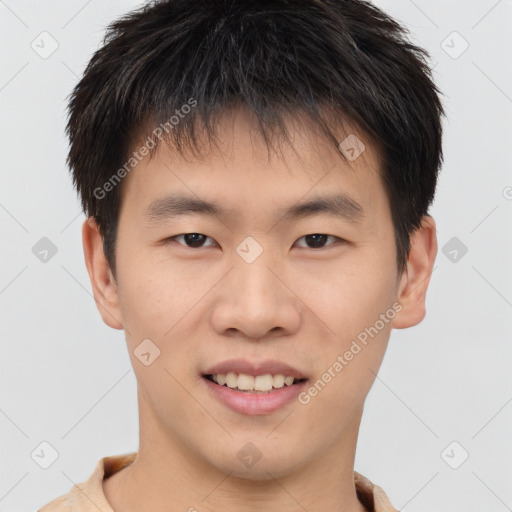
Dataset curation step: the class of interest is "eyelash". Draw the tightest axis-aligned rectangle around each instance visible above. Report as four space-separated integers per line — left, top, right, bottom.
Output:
163 233 344 250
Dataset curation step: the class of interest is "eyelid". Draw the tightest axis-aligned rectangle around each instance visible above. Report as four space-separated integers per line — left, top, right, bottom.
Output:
165 234 217 247
294 234 341 248
163 233 345 249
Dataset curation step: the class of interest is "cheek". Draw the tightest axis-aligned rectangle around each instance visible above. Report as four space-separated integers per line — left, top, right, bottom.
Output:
297 253 397 394
116 248 219 361
115 245 175 339
297 253 397 335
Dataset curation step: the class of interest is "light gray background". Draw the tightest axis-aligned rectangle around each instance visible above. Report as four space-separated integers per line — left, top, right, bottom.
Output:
0 1 511 510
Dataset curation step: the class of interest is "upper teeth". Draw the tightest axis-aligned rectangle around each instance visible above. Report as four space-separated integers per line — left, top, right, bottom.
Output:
211 373 296 392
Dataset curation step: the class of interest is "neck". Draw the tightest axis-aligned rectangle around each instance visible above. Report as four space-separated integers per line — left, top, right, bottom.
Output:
103 394 368 512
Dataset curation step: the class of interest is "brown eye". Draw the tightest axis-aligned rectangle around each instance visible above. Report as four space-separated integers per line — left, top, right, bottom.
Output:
294 234 341 249
166 233 216 248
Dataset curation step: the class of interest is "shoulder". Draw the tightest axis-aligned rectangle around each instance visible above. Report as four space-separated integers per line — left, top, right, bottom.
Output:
37 493 71 512
354 470 398 512
35 452 137 512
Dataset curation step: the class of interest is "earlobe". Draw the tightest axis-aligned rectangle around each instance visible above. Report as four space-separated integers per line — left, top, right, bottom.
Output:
392 215 438 330
82 217 123 330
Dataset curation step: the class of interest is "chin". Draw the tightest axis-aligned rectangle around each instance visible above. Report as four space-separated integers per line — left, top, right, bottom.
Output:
208 448 301 481
222 462 295 482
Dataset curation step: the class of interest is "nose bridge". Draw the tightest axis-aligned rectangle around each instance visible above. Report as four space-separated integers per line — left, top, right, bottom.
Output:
233 239 280 311
211 236 300 339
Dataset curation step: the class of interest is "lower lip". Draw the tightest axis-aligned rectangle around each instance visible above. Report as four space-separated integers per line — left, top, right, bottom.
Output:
202 376 308 415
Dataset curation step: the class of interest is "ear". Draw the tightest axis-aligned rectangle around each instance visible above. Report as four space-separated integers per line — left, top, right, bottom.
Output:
392 215 438 329
82 217 123 330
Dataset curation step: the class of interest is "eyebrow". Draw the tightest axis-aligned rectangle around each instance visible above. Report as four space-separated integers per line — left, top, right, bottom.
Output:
145 192 364 225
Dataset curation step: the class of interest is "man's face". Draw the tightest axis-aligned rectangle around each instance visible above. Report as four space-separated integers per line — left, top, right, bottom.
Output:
101 109 405 478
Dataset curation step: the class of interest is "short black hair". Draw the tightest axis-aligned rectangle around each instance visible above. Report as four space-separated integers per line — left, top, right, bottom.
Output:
66 0 444 279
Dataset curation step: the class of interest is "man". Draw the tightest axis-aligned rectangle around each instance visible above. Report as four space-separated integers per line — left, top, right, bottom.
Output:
39 0 443 510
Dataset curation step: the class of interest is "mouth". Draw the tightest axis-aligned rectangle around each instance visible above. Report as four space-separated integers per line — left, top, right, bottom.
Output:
202 373 308 394
201 360 309 414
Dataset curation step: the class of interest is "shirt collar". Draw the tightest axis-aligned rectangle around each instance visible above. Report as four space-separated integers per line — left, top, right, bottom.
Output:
59 452 397 512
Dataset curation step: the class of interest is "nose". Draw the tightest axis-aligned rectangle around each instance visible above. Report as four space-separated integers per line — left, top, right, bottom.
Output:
210 245 302 341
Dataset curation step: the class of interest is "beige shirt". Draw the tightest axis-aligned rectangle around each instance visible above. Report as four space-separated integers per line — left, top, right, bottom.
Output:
38 452 398 512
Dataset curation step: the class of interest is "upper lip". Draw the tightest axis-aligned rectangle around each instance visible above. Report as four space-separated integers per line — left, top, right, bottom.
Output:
203 359 308 379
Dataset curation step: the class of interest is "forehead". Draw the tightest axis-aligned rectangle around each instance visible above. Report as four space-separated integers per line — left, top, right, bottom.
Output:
119 108 388 228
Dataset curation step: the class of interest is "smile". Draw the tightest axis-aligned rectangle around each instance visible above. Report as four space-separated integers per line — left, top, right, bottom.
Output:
202 374 309 415
204 372 307 393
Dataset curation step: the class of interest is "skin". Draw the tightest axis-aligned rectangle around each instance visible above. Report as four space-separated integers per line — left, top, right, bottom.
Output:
83 107 437 512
